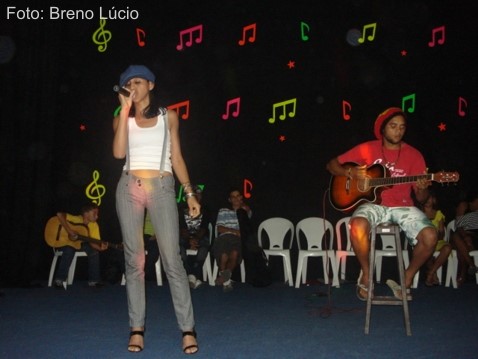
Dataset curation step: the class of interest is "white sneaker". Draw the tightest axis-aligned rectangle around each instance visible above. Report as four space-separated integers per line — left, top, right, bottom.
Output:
193 279 203 289
223 279 233 292
188 275 198 289
54 279 67 290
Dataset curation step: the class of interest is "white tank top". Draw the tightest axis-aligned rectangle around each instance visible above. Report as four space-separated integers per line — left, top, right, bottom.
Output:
123 113 172 172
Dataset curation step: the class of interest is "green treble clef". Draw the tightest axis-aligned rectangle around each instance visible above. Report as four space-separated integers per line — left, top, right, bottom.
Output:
92 19 112 53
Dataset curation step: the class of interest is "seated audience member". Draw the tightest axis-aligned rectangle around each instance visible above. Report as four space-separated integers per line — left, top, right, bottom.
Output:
178 186 211 289
53 203 108 289
213 187 252 292
451 191 478 285
421 193 452 286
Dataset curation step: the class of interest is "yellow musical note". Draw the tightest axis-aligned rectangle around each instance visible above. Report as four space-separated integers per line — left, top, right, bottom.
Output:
358 22 377 43
401 93 416 113
268 98 297 124
85 170 106 206
92 19 112 53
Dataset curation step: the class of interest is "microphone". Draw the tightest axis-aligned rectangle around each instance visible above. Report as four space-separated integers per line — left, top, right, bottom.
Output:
113 85 130 97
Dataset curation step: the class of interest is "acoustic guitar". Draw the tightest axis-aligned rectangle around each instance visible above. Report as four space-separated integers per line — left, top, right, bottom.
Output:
44 216 122 250
329 162 459 212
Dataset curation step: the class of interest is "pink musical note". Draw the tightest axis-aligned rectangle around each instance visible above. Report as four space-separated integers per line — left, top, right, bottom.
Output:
136 27 146 47
176 24 203 50
222 98 241 120
401 93 416 113
268 98 297 124
167 100 190 120
243 178 253 199
358 22 377 43
342 100 351 120
428 25 445 47
238 23 257 46
458 96 467 117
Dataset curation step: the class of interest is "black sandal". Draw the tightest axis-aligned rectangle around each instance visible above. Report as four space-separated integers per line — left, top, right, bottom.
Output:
128 330 144 353
182 330 199 355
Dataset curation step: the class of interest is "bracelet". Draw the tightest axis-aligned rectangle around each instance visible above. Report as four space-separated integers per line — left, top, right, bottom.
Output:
185 192 196 198
182 182 192 190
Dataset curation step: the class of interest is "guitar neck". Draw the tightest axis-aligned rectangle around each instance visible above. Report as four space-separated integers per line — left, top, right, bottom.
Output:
369 173 433 188
76 235 121 250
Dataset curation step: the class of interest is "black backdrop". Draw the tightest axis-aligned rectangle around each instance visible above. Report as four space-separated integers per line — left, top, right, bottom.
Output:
1 0 477 286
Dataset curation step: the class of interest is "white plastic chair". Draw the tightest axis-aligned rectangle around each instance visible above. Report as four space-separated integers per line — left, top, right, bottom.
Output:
121 251 163 286
335 216 355 286
441 220 458 287
375 231 412 285
211 224 246 285
48 248 87 287
295 217 338 288
257 217 294 286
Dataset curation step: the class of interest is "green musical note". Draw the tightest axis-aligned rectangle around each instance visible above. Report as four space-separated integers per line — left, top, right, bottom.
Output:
176 184 205 203
85 170 106 206
113 105 121 117
401 93 416 113
300 22 310 41
92 19 112 53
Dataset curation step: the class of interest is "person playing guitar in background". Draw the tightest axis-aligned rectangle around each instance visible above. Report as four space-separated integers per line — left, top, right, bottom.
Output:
52 203 108 289
326 107 438 301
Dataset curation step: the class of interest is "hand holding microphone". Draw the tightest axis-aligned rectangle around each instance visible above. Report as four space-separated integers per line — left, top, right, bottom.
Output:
113 85 130 97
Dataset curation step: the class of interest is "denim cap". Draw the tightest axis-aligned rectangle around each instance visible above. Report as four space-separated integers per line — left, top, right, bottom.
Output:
119 65 155 87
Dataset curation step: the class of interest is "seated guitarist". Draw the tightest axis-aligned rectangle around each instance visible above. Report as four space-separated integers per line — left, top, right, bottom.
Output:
326 107 437 301
53 203 108 289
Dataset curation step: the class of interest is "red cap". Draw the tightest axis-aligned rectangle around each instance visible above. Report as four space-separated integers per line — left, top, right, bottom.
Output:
374 107 406 140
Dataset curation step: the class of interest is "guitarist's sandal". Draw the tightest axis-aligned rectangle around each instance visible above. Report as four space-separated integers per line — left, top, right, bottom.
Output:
44 216 123 250
329 162 459 212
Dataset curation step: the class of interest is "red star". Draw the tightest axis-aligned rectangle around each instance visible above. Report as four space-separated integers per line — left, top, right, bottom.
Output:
287 60 295 69
438 122 446 131
401 50 407 56
80 124 86 131
279 135 286 142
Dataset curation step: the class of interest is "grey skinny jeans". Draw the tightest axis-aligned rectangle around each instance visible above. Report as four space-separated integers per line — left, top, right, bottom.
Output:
116 171 195 330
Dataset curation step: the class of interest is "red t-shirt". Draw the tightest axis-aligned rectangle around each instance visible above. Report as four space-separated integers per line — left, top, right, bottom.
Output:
337 140 426 207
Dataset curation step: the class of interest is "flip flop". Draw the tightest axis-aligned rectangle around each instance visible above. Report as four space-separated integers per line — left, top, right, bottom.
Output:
386 279 412 301
356 270 369 301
